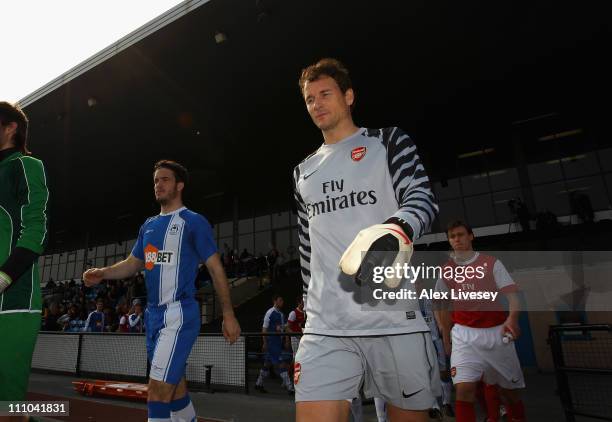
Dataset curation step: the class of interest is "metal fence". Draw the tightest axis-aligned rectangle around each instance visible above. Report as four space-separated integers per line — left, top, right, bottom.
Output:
32 331 300 394
549 324 612 421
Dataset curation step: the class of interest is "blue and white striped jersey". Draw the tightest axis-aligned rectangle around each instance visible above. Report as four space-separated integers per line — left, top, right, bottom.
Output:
293 127 438 336
131 207 216 306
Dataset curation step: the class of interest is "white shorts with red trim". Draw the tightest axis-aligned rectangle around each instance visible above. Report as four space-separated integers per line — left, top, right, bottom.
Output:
450 324 525 390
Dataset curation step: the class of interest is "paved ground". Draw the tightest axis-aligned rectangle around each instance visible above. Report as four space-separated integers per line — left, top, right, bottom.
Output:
27 371 567 421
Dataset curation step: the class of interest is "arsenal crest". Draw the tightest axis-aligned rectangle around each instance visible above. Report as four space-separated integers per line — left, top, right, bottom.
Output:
351 146 366 162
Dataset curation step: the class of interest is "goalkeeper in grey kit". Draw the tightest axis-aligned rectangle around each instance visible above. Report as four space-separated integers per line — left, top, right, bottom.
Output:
293 58 441 422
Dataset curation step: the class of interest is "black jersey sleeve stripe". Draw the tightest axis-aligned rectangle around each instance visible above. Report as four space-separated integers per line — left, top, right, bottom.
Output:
293 165 312 289
383 126 439 239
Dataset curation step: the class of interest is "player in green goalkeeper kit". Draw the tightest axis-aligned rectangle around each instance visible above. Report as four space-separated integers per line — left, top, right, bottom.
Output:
0 102 49 400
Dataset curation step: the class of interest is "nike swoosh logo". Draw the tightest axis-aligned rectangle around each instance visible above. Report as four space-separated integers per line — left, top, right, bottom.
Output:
303 169 318 180
511 378 519 383
402 388 423 398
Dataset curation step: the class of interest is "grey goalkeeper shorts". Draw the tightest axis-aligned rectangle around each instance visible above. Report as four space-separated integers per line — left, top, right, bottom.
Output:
294 332 441 411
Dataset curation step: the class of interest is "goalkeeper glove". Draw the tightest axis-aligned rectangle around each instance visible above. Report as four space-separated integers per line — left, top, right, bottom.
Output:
339 220 413 288
0 271 12 294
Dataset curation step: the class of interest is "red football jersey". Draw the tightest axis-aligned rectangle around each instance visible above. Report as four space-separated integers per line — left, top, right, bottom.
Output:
439 253 517 328
287 308 305 333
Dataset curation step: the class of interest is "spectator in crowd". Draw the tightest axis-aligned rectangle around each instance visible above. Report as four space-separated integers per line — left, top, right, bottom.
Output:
240 248 251 261
63 304 86 332
286 296 305 361
103 304 116 332
117 303 130 333
128 300 145 333
106 284 120 309
57 304 74 331
42 302 62 331
85 299 105 332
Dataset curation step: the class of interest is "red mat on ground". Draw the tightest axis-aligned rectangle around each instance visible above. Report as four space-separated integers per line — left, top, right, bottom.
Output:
72 380 148 402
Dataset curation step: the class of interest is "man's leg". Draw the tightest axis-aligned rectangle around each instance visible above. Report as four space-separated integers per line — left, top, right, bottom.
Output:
148 379 177 422
148 301 199 422
454 382 477 422
483 383 501 422
350 397 363 422
374 398 387 422
0 313 40 401
440 370 454 415
277 361 294 392
169 377 196 422
499 388 525 422
362 334 440 422
255 360 271 392
386 404 428 422
296 401 350 422
295 336 362 422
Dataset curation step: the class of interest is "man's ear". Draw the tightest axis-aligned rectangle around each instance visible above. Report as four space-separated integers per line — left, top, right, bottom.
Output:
345 88 355 107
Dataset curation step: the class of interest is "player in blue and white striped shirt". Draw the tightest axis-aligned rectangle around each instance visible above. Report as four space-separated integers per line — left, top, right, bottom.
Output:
83 160 241 422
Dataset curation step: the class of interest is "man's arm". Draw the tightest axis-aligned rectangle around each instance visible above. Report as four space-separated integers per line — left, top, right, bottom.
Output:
205 252 241 343
206 253 234 316
286 311 296 333
503 291 521 339
493 259 522 339
0 157 49 292
84 312 94 332
292 166 311 303
433 277 453 356
82 254 144 286
382 127 438 240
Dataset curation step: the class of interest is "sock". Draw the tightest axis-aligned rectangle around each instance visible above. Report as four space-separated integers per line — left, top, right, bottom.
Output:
374 398 387 422
148 401 172 422
455 400 476 422
280 370 291 386
170 395 196 422
441 380 453 405
484 383 501 421
256 368 268 386
507 400 526 422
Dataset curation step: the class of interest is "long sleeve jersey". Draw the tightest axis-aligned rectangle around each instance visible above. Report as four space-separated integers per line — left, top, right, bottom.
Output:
293 127 438 336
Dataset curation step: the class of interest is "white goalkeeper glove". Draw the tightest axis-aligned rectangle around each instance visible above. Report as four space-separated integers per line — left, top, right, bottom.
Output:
339 222 413 288
0 271 12 294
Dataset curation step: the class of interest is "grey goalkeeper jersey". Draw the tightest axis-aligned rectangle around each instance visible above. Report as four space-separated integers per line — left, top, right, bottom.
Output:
293 127 438 336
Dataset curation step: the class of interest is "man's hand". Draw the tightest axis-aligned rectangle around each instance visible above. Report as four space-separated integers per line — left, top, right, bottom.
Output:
502 317 521 340
82 268 105 287
222 313 241 344
339 223 413 288
0 271 12 294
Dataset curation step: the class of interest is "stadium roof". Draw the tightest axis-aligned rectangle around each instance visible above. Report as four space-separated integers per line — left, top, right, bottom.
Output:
20 0 610 251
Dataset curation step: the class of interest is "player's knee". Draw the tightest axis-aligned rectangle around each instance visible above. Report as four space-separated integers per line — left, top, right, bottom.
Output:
455 382 477 402
500 387 521 404
148 378 176 402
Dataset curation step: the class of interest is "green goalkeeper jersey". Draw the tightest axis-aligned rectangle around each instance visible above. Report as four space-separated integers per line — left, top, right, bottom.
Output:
0 150 49 313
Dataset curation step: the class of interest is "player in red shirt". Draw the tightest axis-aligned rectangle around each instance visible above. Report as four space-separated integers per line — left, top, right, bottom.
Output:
286 296 306 361
434 220 526 422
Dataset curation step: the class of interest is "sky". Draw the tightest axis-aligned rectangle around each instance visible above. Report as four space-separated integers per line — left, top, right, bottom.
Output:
2 0 185 103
